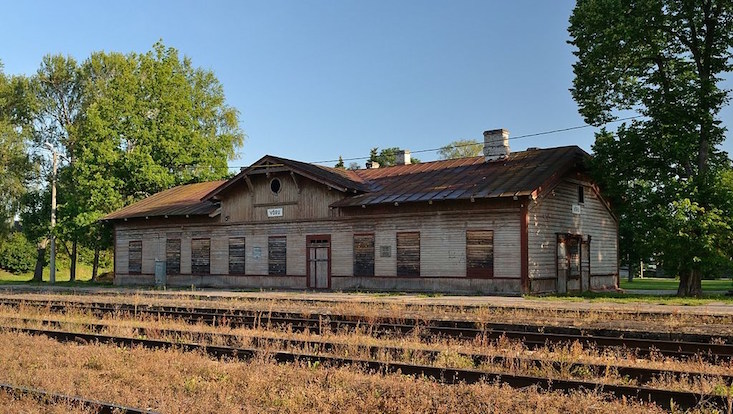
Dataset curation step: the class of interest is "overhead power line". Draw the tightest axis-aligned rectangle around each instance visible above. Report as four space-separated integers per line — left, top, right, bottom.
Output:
229 115 643 168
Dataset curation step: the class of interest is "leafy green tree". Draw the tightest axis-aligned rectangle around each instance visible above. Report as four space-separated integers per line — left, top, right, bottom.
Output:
31 54 84 280
334 156 345 169
0 232 36 274
0 62 34 234
569 0 733 295
438 139 483 160
19 189 51 281
368 147 420 166
71 42 244 279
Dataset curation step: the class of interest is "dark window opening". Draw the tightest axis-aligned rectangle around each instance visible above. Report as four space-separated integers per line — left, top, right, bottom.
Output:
166 239 181 275
466 230 494 278
128 241 142 274
578 185 585 204
397 232 420 276
353 234 375 276
270 178 281 194
191 238 211 275
268 236 287 275
229 237 245 274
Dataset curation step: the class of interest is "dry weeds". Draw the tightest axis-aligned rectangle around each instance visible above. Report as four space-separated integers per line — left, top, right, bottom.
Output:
0 304 730 395
0 331 688 414
1 292 731 336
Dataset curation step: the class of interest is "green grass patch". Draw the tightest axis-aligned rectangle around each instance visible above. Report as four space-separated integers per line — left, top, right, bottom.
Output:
620 277 732 291
0 263 113 287
528 290 733 305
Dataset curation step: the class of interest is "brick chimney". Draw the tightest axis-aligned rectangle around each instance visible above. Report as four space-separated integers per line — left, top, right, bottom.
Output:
395 150 411 165
483 129 510 162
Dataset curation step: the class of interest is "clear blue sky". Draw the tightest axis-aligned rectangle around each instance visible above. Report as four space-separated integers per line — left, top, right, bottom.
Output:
2 0 731 168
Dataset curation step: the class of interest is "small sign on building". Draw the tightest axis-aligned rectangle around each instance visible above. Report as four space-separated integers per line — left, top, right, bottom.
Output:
267 207 284 217
572 204 582 215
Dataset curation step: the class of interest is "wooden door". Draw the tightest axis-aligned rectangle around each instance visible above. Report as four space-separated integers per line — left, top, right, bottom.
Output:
307 235 331 289
557 234 585 293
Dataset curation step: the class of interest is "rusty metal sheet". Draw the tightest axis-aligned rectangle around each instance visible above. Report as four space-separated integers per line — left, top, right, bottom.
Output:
104 181 225 220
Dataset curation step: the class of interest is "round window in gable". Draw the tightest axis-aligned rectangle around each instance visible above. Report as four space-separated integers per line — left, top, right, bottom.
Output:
270 178 282 194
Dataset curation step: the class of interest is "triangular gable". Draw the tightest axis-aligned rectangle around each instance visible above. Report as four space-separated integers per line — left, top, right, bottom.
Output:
201 155 367 201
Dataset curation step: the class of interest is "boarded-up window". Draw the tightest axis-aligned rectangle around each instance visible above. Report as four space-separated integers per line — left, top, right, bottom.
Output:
396 232 420 276
128 241 142 274
268 236 286 275
466 230 494 278
166 239 181 275
191 238 211 275
353 234 375 276
229 237 245 274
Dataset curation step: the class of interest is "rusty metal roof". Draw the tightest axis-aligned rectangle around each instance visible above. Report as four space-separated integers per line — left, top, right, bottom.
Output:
104 181 225 220
105 146 587 220
331 146 587 207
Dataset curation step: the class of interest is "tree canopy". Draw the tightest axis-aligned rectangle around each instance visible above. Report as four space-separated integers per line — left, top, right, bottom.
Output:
0 62 34 234
438 139 483 160
569 0 733 295
368 147 420 166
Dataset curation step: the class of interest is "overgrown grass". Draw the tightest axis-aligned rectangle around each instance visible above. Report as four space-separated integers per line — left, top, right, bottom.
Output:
620 277 732 291
0 330 676 413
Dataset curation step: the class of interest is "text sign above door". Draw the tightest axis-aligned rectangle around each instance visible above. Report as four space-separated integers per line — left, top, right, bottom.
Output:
267 207 283 217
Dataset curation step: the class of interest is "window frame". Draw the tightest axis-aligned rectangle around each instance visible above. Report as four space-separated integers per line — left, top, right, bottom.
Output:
466 230 494 278
396 231 420 277
353 233 375 277
268 236 287 276
228 237 246 275
165 238 181 275
191 238 211 275
128 240 142 275
578 185 585 204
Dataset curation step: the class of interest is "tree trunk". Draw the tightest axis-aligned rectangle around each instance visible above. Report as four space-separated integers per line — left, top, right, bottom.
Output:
91 245 100 282
32 247 46 283
677 269 703 297
70 240 77 282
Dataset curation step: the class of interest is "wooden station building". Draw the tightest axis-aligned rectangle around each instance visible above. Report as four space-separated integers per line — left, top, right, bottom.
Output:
104 129 619 294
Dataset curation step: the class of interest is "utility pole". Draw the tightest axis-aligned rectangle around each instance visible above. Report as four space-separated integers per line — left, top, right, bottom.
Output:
45 142 58 284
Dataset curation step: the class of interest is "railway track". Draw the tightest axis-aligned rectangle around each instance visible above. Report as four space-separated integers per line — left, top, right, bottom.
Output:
0 382 158 414
1 325 726 411
3 287 732 321
3 314 731 386
2 297 732 360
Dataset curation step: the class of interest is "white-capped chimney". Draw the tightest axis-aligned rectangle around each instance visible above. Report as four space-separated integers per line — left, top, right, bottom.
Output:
483 128 510 162
395 149 411 165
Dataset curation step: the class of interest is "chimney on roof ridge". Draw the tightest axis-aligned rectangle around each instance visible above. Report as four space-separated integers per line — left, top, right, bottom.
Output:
483 128 510 162
396 149 411 165
365 160 380 169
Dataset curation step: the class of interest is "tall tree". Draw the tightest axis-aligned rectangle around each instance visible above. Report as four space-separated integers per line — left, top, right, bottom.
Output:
438 139 483 160
569 0 733 296
71 42 244 277
32 55 84 280
0 62 34 234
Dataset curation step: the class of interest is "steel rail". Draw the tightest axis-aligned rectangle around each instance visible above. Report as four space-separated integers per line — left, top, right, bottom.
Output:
4 315 731 386
1 325 726 411
0 382 158 414
3 298 732 360
2 288 732 320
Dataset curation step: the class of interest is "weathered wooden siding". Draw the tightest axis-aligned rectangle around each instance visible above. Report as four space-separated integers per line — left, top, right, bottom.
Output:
527 179 618 292
220 172 344 222
114 209 522 294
